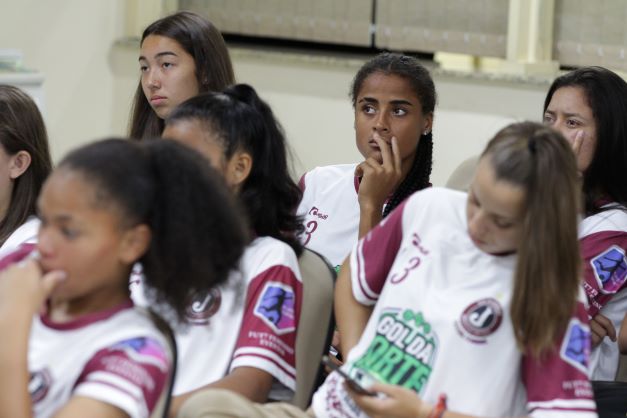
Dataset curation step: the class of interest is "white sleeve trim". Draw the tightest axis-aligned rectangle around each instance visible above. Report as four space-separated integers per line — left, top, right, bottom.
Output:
74 378 148 418
232 347 296 377
230 350 296 391
528 399 597 410
350 239 379 305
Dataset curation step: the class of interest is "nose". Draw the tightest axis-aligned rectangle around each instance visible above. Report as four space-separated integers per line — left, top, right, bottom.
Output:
373 112 389 133
144 69 161 90
468 210 488 240
36 228 54 258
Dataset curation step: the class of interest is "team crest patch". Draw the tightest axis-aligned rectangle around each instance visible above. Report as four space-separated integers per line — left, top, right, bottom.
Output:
112 337 169 371
253 282 296 335
455 298 503 343
591 245 627 294
186 288 222 325
29 368 52 403
560 319 591 374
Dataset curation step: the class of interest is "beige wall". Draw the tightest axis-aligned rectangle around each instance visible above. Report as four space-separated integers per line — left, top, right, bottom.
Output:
1 0 550 186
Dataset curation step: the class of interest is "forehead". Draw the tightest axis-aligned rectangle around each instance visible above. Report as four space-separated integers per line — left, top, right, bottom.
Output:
547 86 592 115
39 169 120 220
357 73 420 104
140 34 189 58
472 156 526 219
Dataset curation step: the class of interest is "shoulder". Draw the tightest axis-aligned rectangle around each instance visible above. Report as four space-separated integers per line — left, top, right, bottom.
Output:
301 164 357 188
404 187 467 217
0 217 40 257
241 237 301 279
582 205 627 236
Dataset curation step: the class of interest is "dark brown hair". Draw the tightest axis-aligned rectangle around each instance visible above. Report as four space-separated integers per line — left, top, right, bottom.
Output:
128 11 235 140
350 53 436 217
482 121 581 357
0 85 52 245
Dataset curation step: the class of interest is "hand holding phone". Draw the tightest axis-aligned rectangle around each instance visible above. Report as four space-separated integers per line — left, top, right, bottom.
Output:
321 355 377 396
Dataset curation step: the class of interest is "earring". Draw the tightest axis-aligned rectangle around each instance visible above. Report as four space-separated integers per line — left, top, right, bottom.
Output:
423 130 429 135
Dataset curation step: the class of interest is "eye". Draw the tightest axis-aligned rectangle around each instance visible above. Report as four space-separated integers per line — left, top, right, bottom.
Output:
362 104 376 115
139 64 148 72
162 62 173 69
392 108 408 116
494 218 514 229
542 113 554 124
566 119 580 128
61 227 79 239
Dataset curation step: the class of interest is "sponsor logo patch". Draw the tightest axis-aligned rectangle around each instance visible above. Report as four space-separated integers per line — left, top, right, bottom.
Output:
455 298 503 343
560 319 591 374
591 245 627 294
29 369 52 403
186 288 222 325
254 282 296 334
112 337 169 371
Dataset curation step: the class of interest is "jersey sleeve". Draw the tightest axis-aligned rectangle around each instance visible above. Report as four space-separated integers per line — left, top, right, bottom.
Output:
349 198 408 305
73 337 170 418
230 264 302 391
580 230 627 316
522 301 597 418
0 243 36 270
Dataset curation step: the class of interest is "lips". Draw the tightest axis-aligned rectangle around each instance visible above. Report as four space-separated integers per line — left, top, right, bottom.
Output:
150 96 166 105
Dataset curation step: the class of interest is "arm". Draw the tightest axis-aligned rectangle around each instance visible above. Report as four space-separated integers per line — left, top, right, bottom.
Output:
619 312 627 354
356 135 403 238
0 260 65 418
169 367 273 417
335 257 373 359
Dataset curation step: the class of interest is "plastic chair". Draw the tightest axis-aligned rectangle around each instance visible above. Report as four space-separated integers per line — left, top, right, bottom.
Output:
290 248 336 409
445 155 479 192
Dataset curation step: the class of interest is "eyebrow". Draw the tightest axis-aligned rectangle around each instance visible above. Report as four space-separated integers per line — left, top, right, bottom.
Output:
138 51 179 61
359 97 414 106
544 109 586 119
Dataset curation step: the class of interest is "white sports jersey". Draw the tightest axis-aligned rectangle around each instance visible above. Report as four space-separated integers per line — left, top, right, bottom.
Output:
131 236 302 400
0 216 39 258
579 203 627 380
311 188 597 418
297 164 360 270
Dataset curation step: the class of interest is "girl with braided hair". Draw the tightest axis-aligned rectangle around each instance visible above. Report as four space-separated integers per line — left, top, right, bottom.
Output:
297 52 435 272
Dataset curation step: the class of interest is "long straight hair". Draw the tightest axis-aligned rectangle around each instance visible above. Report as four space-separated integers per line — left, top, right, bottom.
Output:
0 85 52 245
482 122 581 357
128 11 235 140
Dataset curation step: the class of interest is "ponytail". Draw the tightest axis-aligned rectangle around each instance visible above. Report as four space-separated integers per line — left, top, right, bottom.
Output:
59 139 248 322
483 122 581 357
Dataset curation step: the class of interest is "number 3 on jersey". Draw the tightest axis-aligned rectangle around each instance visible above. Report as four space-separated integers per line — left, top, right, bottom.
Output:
303 220 318 245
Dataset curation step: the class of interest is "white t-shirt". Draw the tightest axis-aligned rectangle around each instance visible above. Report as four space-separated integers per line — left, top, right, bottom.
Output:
579 203 627 380
311 188 597 418
131 236 302 400
0 216 39 258
297 164 360 270
29 301 170 418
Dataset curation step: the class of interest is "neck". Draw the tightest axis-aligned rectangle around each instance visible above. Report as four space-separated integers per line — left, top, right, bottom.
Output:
48 285 130 323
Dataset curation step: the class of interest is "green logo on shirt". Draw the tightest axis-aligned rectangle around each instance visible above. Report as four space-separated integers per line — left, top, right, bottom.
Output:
352 309 437 394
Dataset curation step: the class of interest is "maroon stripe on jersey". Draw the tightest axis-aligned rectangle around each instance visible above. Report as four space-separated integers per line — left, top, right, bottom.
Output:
231 351 296 380
74 343 169 413
40 299 134 330
234 265 301 373
298 173 306 193
353 175 360 193
0 243 35 270
354 199 408 299
522 302 595 408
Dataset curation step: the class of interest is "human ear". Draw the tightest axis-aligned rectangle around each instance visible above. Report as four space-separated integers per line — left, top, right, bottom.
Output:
225 151 252 190
9 151 32 179
119 224 151 265
422 112 434 136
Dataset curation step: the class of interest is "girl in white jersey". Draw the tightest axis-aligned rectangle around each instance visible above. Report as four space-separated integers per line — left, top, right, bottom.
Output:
158 84 304 414
297 53 435 271
0 139 246 417
0 85 52 257
543 66 627 414
129 11 235 140
174 122 597 418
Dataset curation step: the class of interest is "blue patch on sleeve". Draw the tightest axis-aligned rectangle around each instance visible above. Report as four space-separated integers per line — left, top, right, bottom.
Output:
253 282 296 335
591 245 627 294
560 319 591 375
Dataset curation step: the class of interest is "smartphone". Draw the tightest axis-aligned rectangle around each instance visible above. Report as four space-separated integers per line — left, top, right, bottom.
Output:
321 355 377 396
